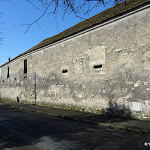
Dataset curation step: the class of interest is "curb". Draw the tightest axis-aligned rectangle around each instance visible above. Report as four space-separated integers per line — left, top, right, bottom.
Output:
3 103 98 125
98 123 150 135
1 102 150 136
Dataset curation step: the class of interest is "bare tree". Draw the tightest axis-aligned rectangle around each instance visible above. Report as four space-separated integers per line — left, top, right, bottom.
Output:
25 0 125 33
0 0 5 44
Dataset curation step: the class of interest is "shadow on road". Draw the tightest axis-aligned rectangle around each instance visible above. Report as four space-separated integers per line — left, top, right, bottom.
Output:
0 102 148 150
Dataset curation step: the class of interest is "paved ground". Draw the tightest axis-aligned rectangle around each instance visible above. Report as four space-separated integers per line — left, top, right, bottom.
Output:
0 102 149 149
0 100 150 135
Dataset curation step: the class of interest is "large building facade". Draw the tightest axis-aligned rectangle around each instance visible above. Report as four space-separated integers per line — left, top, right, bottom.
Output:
0 0 150 118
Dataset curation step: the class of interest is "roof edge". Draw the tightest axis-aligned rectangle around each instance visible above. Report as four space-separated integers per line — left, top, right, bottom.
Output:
1 0 150 67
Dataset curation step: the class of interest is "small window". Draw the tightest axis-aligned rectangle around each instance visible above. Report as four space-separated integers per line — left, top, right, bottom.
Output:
24 59 27 74
62 69 68 74
93 64 102 69
7 67 9 78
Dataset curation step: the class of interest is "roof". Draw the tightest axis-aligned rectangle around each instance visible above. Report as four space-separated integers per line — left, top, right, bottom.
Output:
1 0 149 67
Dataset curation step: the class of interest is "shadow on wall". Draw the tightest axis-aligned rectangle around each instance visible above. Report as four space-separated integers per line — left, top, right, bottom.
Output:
101 102 132 119
73 102 132 123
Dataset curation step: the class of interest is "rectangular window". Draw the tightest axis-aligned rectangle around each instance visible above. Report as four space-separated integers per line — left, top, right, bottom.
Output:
93 64 102 69
24 59 27 74
7 67 9 78
62 69 68 74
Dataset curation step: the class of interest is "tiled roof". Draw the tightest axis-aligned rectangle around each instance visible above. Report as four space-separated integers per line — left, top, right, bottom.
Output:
1 0 149 67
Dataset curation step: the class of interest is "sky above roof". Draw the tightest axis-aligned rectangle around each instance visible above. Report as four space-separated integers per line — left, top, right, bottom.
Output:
0 0 112 72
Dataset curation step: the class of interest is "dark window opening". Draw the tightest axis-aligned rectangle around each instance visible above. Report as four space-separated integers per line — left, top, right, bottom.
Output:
93 64 102 69
24 59 27 74
7 67 9 78
17 97 19 103
62 69 68 73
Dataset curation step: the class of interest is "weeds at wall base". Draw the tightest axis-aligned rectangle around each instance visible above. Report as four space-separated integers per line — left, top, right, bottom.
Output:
0 98 150 121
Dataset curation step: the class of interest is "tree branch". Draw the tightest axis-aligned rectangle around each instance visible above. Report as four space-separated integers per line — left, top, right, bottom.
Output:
24 0 125 33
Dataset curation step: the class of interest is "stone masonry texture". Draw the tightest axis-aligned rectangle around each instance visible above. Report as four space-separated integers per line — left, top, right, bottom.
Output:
0 2 150 119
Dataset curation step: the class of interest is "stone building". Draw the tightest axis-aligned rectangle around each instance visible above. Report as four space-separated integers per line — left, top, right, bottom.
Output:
0 0 150 118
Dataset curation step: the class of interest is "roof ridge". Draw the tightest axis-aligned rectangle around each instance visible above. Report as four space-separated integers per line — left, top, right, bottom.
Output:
1 0 149 67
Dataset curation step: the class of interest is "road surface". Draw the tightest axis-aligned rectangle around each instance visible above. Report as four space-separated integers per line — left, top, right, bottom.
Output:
0 105 149 150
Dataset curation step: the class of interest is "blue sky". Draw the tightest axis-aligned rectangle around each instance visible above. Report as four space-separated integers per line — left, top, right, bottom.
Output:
0 0 112 68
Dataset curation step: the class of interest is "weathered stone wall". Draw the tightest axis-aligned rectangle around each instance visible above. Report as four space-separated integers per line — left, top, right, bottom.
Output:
0 69 1 99
0 83 1 99
1 5 150 118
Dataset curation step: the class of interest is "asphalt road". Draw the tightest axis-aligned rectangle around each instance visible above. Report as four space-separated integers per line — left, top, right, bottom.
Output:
0 105 149 150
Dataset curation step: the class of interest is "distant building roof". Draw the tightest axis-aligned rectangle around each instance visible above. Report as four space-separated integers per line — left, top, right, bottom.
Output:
1 0 149 67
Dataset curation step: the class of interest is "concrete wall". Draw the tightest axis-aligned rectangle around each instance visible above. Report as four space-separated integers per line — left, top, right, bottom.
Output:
1 5 150 118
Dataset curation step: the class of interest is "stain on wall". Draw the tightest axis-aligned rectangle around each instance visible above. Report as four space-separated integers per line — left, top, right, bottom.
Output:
0 5 150 119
